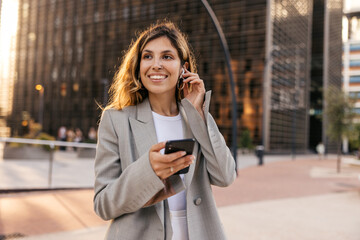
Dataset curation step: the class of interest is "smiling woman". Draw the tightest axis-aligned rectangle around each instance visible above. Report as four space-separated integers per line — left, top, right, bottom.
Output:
94 20 236 240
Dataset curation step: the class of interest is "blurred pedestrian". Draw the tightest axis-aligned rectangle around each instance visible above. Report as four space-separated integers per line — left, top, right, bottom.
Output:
88 127 97 143
57 126 67 151
74 128 83 143
94 21 236 240
316 142 325 160
66 128 75 151
74 128 83 151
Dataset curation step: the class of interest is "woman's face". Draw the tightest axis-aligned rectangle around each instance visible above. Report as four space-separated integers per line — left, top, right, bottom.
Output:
139 36 182 99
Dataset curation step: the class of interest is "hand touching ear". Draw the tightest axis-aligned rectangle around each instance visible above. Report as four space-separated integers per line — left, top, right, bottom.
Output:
182 68 206 120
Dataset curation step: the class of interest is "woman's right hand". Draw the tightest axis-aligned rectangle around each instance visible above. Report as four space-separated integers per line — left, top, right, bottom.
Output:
149 142 195 180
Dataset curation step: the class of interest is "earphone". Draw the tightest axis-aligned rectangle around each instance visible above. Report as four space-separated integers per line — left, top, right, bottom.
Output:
180 68 185 78
178 68 186 90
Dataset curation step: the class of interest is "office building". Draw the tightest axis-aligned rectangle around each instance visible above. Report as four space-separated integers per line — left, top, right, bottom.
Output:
5 0 343 153
342 1 360 152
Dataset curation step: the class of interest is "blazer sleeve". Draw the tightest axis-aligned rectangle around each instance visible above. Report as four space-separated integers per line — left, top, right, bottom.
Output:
181 91 236 187
93 110 166 221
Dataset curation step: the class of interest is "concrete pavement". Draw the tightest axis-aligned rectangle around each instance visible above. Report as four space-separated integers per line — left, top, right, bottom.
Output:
0 150 360 239
17 192 360 240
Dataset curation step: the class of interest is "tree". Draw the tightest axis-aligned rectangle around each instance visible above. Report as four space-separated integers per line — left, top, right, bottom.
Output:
239 128 253 153
348 123 360 154
324 87 356 173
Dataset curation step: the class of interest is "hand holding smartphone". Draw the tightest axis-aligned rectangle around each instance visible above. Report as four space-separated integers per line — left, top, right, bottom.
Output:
164 138 195 174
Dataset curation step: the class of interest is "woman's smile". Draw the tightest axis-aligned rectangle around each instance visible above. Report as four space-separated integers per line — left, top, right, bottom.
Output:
148 74 168 82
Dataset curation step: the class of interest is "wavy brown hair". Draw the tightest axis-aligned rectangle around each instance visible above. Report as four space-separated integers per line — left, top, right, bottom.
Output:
105 20 197 110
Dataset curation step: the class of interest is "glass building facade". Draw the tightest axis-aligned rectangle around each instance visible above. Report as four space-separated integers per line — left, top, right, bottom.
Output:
309 0 343 152
263 0 313 153
4 0 343 153
9 0 267 146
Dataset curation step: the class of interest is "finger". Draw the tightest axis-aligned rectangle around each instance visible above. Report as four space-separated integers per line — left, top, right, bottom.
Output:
156 158 190 179
183 76 201 83
184 68 194 74
171 155 195 174
183 83 189 96
163 150 187 163
171 154 195 166
150 141 166 152
182 72 199 79
184 79 205 91
187 78 204 85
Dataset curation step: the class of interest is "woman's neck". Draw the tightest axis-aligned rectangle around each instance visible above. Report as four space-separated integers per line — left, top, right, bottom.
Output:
148 93 178 116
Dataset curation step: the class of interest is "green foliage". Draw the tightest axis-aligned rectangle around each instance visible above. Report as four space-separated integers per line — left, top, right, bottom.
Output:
35 132 56 151
324 86 356 172
348 123 360 152
9 119 56 151
238 129 253 150
324 87 355 142
8 136 26 148
84 138 97 144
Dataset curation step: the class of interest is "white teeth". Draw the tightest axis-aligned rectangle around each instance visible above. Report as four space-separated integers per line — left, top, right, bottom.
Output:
150 75 166 80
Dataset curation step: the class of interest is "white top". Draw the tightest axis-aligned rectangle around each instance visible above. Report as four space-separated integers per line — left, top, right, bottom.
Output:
152 111 189 240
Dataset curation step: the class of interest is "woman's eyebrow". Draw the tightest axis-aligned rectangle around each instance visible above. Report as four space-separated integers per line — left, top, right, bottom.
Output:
142 49 175 54
161 50 176 54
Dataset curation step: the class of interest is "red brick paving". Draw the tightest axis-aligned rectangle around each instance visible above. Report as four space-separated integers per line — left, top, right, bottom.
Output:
0 157 359 237
0 190 105 236
213 158 360 207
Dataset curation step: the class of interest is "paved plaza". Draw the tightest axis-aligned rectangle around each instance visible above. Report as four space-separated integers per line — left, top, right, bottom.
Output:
0 148 359 240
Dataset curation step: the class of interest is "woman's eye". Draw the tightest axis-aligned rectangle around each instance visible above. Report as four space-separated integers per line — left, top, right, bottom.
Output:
143 54 152 59
163 55 173 60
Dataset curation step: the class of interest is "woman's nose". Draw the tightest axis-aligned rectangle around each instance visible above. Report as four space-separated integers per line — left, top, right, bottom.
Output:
152 58 163 69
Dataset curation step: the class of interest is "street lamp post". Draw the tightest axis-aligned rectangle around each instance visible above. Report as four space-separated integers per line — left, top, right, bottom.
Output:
35 84 44 127
200 0 238 169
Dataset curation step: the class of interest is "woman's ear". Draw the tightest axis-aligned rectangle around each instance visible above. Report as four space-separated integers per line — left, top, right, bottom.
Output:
183 62 189 71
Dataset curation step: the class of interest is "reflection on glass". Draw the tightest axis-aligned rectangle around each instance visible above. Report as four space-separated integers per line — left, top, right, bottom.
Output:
0 0 19 136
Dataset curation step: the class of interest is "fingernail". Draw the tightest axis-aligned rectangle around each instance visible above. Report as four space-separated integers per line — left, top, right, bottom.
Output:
190 155 195 160
182 151 187 155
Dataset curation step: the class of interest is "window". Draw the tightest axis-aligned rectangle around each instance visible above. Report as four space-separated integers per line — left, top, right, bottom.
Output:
349 91 360 98
203 62 208 74
350 43 360 51
353 108 360 114
349 60 360 67
123 7 129 20
349 75 360 83
94 11 100 22
245 59 252 71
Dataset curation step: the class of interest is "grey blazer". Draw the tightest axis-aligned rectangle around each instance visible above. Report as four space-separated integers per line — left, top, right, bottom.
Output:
94 91 236 240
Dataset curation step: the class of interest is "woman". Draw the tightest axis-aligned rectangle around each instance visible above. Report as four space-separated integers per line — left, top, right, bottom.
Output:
94 21 236 240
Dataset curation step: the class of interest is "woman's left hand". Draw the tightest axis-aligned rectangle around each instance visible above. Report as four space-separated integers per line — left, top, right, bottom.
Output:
183 69 206 119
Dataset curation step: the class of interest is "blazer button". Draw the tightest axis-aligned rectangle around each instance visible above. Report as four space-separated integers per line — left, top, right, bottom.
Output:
194 197 202 206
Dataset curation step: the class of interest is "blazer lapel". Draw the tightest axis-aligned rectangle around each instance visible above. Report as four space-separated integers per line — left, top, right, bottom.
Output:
129 98 158 157
128 98 165 225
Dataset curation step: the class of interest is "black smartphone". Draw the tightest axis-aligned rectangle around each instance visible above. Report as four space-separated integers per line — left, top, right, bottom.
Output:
164 138 195 174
